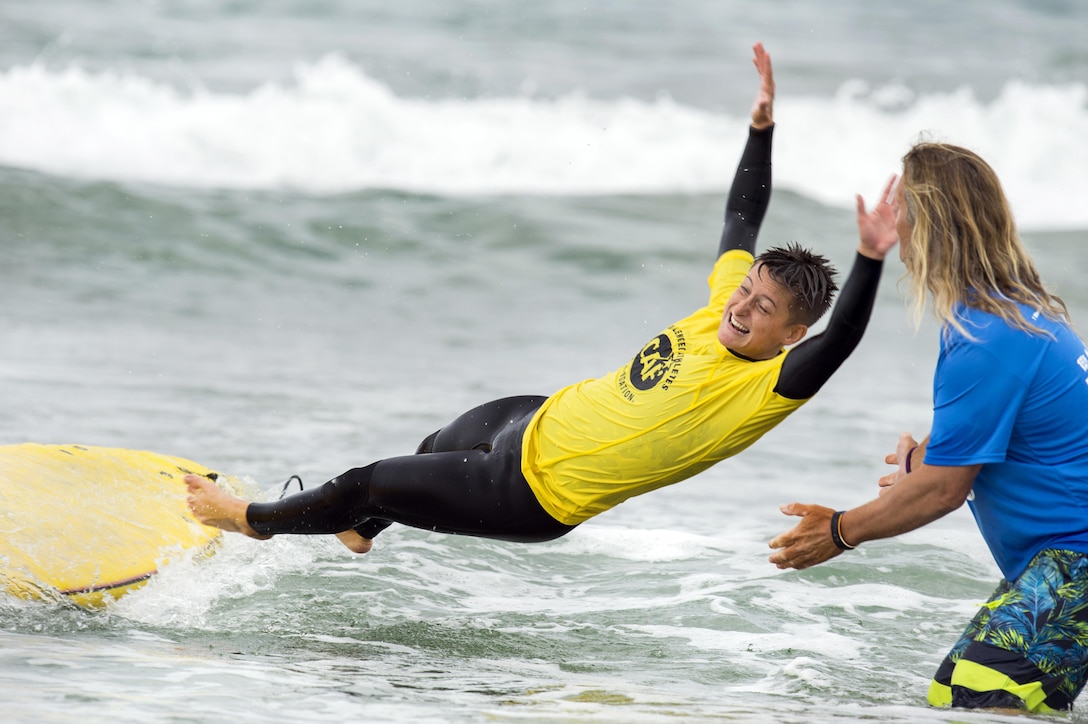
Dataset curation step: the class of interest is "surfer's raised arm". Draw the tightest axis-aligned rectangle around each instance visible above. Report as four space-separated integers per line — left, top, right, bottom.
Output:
718 42 775 259
769 175 897 401
711 42 895 401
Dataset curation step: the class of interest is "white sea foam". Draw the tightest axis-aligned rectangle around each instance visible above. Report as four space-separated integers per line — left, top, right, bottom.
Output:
1 56 1085 230
107 537 306 627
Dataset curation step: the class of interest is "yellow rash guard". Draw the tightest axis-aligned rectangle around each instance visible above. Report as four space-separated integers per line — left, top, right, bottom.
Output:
521 248 807 525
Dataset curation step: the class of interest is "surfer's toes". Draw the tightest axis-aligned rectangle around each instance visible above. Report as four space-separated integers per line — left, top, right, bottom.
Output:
182 473 266 538
184 473 213 492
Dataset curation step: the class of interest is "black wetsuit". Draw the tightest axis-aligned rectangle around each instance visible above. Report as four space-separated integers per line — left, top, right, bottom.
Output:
250 395 570 542
245 125 883 542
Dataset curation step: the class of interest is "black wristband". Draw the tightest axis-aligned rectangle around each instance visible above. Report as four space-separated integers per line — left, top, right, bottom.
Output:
829 510 857 551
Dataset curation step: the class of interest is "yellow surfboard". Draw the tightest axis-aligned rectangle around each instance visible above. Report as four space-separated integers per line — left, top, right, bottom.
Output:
0 443 235 608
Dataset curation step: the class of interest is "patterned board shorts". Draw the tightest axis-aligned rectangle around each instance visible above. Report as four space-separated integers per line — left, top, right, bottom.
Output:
928 548 1088 713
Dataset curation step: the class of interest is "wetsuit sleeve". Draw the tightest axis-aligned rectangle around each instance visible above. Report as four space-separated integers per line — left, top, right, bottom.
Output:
718 125 774 258
774 253 883 400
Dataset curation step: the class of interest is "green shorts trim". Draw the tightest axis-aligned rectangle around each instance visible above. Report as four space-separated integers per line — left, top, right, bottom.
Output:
928 548 1088 712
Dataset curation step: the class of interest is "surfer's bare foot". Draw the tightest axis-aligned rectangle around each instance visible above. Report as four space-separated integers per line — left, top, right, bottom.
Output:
184 474 271 540
335 529 373 554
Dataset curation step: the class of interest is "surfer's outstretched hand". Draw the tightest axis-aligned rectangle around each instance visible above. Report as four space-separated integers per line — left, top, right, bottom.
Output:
185 474 271 540
856 174 900 261
750 41 774 130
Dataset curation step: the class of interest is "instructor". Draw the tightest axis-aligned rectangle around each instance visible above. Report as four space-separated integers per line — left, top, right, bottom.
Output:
769 141 1088 713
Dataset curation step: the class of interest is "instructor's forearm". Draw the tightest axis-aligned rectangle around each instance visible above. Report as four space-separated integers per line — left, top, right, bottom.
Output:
840 463 979 546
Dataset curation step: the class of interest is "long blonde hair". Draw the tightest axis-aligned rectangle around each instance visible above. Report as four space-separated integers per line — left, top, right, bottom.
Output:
899 142 1067 337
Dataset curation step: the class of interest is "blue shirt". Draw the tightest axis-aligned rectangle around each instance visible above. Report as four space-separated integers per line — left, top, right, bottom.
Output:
925 302 1088 579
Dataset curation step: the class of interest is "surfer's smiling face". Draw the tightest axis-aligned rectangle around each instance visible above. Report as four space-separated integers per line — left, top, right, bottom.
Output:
718 263 807 360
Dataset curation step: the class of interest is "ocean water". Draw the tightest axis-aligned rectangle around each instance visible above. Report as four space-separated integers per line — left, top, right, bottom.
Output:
2 1 1087 722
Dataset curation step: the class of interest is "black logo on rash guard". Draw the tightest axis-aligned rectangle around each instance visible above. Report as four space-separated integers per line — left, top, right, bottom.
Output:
618 328 686 400
631 334 673 390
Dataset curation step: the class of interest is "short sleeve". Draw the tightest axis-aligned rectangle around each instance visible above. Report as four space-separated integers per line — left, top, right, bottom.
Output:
708 249 753 310
925 334 1031 466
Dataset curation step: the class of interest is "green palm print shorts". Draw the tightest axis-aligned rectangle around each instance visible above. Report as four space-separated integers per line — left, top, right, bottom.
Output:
928 548 1088 713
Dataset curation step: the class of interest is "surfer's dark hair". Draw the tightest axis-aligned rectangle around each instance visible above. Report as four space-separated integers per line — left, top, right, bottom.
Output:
755 242 838 326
